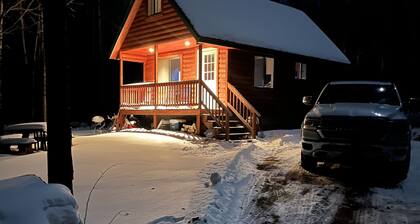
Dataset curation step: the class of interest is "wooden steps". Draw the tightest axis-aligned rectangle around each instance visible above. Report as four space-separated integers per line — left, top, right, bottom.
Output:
202 114 250 140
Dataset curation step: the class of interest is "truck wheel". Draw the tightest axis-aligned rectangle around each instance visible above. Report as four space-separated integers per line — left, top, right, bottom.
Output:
390 146 411 181
301 153 317 171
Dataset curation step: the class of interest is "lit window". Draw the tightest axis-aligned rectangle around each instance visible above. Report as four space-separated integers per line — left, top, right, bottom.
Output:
148 0 162 16
254 56 274 88
295 62 307 80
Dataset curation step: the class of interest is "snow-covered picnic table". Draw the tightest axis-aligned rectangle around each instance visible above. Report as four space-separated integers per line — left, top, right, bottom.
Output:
1 122 48 152
4 122 47 133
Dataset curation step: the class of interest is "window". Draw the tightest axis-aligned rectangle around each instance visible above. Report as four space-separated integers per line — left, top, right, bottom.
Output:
123 61 143 85
169 58 180 81
295 62 307 80
254 56 274 88
158 57 180 82
148 0 161 16
203 53 215 81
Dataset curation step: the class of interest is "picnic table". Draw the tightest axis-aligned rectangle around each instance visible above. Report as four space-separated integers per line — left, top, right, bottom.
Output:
2 122 48 152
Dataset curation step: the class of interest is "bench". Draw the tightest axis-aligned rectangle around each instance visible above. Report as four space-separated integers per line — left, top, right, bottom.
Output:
0 138 38 154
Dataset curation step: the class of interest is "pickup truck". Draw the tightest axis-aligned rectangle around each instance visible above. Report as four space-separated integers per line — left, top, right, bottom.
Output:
301 81 412 179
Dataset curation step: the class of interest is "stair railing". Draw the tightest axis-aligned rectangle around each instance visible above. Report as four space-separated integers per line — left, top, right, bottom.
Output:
199 80 231 139
227 82 261 138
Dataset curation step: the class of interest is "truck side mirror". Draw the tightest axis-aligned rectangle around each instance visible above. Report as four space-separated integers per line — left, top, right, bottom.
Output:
302 96 314 106
408 98 420 112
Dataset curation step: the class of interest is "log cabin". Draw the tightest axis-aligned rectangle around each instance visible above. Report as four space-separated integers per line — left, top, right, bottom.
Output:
110 0 350 139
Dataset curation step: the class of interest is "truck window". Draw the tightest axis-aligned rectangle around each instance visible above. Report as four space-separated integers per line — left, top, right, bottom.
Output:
317 84 400 106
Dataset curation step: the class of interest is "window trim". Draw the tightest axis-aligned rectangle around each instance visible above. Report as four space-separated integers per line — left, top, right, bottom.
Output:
254 56 274 89
121 60 146 86
148 0 162 16
158 55 182 83
295 62 307 80
168 56 181 82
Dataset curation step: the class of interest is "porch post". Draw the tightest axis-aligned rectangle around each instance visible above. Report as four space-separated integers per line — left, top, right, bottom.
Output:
120 55 124 106
153 44 158 129
197 43 203 134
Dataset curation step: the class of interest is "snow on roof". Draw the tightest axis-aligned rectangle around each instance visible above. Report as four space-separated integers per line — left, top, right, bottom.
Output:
174 0 350 64
329 81 393 85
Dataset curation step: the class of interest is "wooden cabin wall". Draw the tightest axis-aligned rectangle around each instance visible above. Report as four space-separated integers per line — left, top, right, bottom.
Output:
144 55 155 82
122 0 191 50
180 48 196 81
218 48 228 103
228 49 309 129
139 46 228 100
140 47 197 82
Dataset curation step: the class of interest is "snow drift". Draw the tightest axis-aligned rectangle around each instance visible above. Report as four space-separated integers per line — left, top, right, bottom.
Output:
0 175 81 224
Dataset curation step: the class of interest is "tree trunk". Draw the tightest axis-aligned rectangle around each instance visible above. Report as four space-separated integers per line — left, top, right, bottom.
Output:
0 0 4 134
43 0 74 192
33 5 47 121
19 1 28 65
41 10 47 122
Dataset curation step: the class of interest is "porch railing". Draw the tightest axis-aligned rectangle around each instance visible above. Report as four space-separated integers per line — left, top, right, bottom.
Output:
120 80 231 138
120 80 200 107
120 80 259 139
227 82 261 138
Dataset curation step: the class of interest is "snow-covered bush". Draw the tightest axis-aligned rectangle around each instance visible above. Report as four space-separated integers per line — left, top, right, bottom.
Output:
0 175 81 224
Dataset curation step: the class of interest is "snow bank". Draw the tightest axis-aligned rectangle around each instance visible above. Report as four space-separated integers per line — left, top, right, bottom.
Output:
0 175 81 224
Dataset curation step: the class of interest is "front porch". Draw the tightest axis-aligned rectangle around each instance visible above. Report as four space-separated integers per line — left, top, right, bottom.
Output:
117 79 261 139
115 37 260 139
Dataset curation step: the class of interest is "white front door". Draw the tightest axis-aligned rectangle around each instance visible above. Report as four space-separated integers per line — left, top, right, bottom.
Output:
201 48 218 96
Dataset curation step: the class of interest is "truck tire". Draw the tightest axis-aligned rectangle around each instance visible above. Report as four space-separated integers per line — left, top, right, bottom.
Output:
390 145 411 181
301 153 317 171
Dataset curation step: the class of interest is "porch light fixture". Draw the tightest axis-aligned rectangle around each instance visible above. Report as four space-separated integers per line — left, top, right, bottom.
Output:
148 47 155 53
184 40 191 47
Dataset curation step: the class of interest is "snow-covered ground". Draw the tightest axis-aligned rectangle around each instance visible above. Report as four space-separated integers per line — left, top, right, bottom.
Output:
1 129 420 223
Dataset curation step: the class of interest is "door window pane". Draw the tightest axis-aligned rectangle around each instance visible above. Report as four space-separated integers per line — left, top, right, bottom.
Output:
203 53 216 81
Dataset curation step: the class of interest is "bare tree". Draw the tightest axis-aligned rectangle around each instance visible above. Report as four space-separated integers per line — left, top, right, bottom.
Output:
0 0 41 63
0 0 42 132
0 0 81 126
1 0 80 187
0 0 3 134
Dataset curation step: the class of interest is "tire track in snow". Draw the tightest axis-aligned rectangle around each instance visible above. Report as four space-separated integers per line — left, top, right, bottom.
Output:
244 145 345 224
182 152 238 222
203 145 260 224
249 167 344 224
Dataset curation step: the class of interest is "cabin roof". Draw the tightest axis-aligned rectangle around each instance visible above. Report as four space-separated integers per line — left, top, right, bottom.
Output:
111 0 350 64
174 0 349 64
